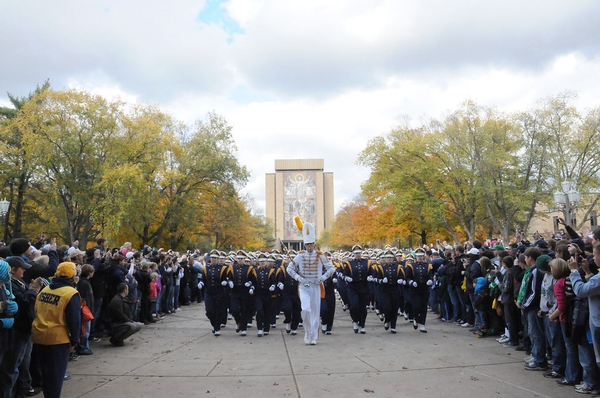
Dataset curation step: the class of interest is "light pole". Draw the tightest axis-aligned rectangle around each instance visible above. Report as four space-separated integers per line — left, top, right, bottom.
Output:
553 181 580 228
0 198 9 243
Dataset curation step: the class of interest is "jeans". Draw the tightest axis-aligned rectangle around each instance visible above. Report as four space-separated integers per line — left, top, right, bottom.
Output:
77 321 91 352
466 290 476 325
440 301 450 321
448 285 461 321
129 302 139 322
560 321 582 383
0 333 30 398
525 309 547 366
166 285 175 312
173 285 180 310
579 334 600 389
544 316 566 374
91 296 103 338
156 289 163 314
428 286 439 312
477 310 488 330
521 308 531 352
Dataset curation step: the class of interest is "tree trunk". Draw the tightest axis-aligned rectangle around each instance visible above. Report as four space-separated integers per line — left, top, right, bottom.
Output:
12 172 31 239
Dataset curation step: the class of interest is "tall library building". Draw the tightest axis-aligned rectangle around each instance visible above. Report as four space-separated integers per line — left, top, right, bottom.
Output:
265 159 334 252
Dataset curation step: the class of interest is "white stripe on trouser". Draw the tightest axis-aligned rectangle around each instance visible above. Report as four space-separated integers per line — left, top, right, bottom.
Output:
299 283 321 341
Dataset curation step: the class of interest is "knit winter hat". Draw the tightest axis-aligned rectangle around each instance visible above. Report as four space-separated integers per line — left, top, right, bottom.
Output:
9 238 30 256
0 260 10 283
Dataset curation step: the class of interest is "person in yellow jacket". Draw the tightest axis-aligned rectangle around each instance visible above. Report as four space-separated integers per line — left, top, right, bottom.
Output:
31 262 81 398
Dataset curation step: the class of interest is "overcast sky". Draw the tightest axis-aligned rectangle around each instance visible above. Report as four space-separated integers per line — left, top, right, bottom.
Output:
3 0 600 216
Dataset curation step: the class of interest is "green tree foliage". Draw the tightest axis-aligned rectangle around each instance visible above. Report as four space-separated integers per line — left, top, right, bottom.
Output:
4 87 252 250
356 93 600 245
0 80 51 240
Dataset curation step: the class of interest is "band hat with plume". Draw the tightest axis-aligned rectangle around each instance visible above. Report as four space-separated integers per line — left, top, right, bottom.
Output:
294 216 315 244
351 245 363 253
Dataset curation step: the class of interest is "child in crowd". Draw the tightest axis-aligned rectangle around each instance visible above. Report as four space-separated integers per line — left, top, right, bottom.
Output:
149 273 159 320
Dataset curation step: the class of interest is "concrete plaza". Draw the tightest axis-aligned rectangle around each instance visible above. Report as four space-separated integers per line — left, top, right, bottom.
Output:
63 300 582 398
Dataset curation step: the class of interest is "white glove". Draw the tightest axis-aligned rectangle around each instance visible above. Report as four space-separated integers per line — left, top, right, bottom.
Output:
381 277 388 284
367 275 374 282
426 279 433 286
397 278 404 285
411 281 417 288
244 281 252 287
221 280 228 286
402 279 407 285
345 277 353 283
269 285 276 291
332 278 337 284
249 288 254 295
277 282 284 290
197 282 204 289
228 281 234 289
298 277 306 285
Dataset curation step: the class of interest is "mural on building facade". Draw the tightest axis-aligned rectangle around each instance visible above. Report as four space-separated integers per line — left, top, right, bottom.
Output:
283 171 316 240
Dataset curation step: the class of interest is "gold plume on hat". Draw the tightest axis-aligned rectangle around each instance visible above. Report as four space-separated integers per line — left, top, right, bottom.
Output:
294 216 303 232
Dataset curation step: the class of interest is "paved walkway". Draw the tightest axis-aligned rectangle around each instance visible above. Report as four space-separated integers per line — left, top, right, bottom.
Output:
63 301 582 398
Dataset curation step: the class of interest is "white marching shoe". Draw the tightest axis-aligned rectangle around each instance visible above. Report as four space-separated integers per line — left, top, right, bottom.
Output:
420 324 427 333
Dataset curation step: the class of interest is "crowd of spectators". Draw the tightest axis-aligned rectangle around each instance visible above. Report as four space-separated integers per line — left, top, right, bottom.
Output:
0 235 208 398
3 220 600 396
427 219 600 395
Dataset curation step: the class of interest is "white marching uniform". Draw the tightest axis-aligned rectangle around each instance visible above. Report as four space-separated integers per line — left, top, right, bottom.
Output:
287 251 335 344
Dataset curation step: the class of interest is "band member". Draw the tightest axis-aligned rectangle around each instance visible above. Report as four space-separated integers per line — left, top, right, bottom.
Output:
228 251 255 336
343 245 374 334
400 254 414 321
320 252 336 335
404 248 434 333
287 217 335 345
198 250 228 336
373 249 405 333
254 253 277 337
280 256 302 335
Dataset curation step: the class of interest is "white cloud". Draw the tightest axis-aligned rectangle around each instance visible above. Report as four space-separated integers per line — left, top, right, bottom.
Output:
2 0 600 218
